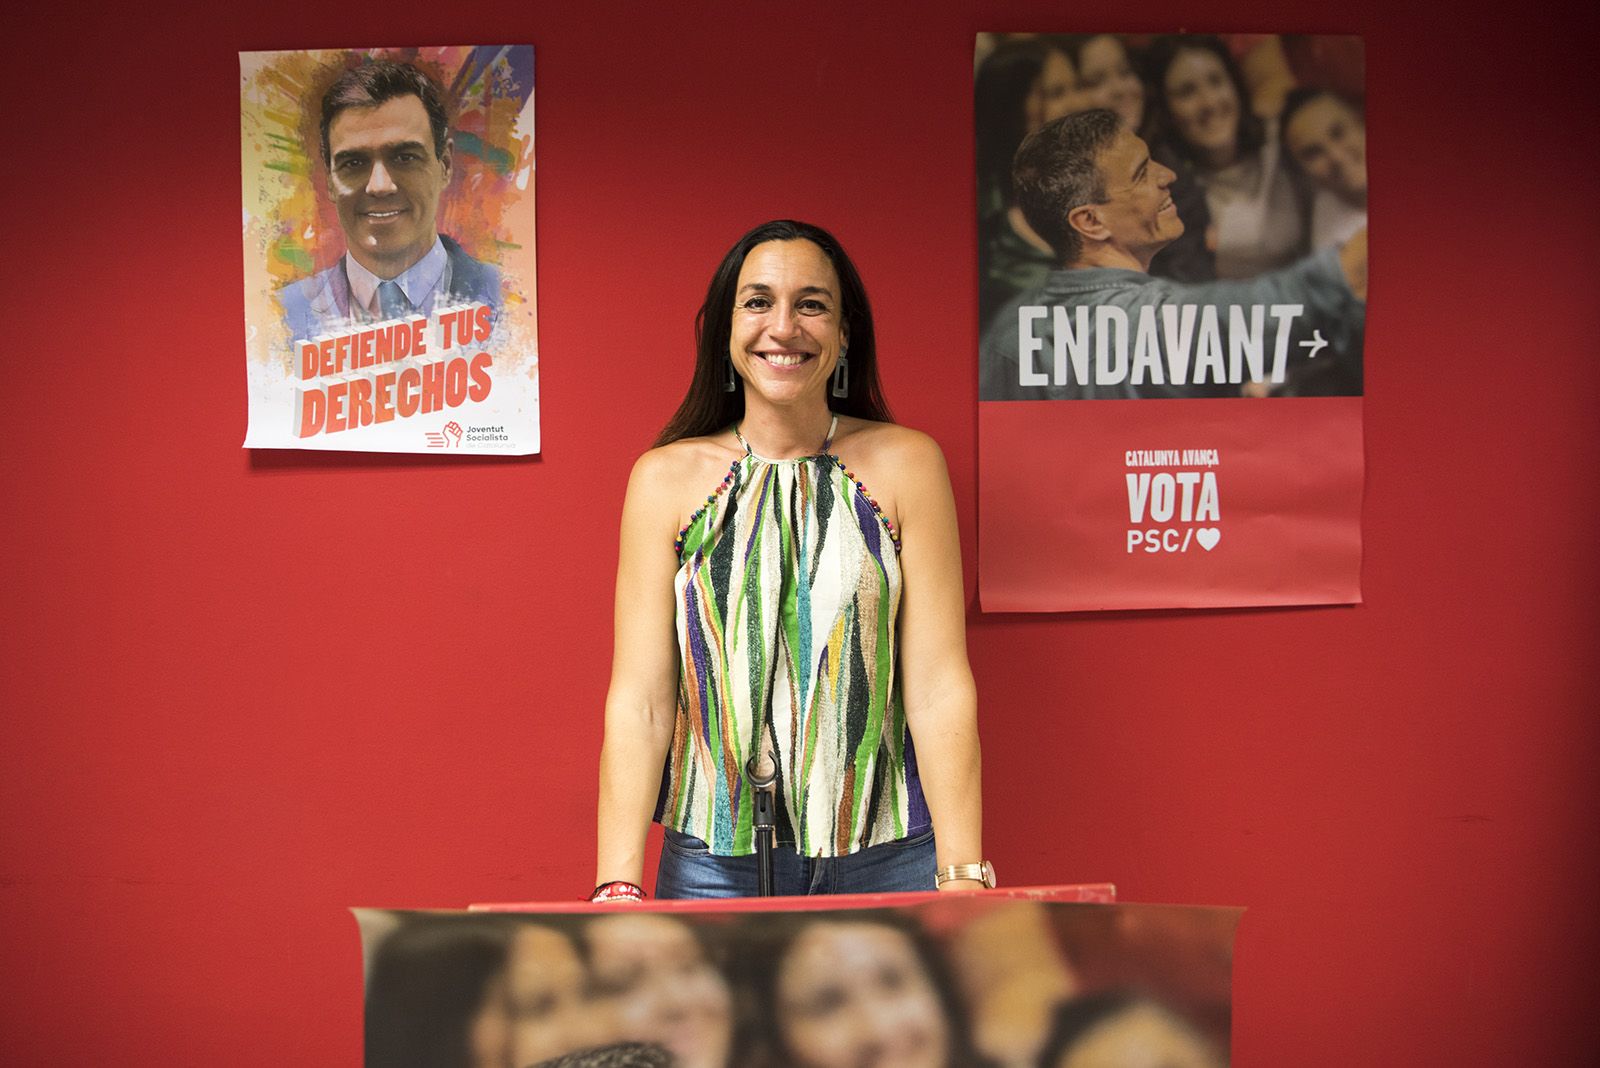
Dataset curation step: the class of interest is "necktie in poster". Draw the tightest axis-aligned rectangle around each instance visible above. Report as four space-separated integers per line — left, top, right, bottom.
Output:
241 46 538 454
975 34 1366 611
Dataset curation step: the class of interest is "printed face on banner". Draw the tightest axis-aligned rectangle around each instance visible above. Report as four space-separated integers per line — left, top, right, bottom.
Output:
775 920 951 1068
1161 48 1242 165
974 33 1366 611
326 95 453 277
356 897 1239 1068
1075 36 1145 130
503 924 603 1064
1084 130 1185 267
1028 51 1079 133
240 46 538 454
585 913 736 1068
1284 94 1368 205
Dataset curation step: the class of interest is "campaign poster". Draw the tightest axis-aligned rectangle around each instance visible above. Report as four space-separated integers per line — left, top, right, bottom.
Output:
355 889 1241 1067
241 46 538 454
975 34 1366 610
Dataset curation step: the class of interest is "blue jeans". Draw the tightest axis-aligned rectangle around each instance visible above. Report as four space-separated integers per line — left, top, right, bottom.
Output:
655 828 937 898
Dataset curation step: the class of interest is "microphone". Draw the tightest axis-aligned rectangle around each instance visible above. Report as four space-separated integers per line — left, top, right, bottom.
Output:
745 751 778 896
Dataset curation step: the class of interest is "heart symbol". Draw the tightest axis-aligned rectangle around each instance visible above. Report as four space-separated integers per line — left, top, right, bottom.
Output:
1195 528 1221 551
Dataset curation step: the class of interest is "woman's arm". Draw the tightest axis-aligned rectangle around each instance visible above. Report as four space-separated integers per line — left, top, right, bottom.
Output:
892 431 986 889
594 449 685 890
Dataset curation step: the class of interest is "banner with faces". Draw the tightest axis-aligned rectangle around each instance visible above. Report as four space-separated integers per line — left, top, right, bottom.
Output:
356 890 1240 1068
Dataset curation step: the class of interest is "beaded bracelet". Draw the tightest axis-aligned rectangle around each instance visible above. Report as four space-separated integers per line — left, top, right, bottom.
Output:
589 881 646 903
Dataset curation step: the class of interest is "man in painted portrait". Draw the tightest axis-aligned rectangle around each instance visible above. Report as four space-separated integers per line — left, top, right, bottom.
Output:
277 59 502 342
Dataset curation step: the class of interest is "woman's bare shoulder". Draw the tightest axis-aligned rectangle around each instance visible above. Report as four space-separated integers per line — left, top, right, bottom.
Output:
629 433 743 507
834 418 946 471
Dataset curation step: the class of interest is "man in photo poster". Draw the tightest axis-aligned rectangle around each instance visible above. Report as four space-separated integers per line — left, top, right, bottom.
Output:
979 109 1366 402
277 60 502 343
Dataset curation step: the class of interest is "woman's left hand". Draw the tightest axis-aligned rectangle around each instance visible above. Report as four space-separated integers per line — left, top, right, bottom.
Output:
886 428 986 893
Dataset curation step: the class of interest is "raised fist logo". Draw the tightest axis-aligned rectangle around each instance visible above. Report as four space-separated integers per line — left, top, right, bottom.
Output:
426 422 466 449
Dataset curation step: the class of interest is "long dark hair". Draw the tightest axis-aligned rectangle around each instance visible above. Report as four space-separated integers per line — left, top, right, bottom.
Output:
974 38 1070 208
730 911 986 1068
363 915 512 1068
653 220 893 448
1145 35 1265 170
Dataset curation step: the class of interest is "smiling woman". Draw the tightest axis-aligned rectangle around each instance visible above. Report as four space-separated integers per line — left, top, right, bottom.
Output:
732 913 982 1068
583 913 739 1068
1146 35 1309 279
1281 87 1368 250
592 220 989 902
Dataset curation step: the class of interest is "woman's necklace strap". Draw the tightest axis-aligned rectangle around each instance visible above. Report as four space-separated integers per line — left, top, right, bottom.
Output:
733 414 838 460
820 414 839 453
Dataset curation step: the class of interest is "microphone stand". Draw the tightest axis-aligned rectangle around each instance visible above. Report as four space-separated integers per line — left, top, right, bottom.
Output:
745 753 778 897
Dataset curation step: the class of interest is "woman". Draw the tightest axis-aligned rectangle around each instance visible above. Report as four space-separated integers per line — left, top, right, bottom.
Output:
365 916 610 1068
1280 87 1368 250
1147 35 1308 280
363 915 514 1068
736 912 983 1068
583 912 739 1068
975 38 1085 330
592 220 986 900
1065 34 1145 132
1257 86 1370 399
976 38 1081 216
503 921 614 1066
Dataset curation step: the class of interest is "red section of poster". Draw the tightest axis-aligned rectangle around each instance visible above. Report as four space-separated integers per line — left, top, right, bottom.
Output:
979 397 1363 612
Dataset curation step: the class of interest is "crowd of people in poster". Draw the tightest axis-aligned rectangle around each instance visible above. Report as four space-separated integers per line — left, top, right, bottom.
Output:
359 900 1237 1068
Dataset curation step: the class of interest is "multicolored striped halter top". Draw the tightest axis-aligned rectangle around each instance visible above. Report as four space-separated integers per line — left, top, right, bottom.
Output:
656 415 931 857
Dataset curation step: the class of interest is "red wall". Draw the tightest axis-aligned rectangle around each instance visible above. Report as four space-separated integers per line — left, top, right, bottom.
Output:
3 1 1596 1063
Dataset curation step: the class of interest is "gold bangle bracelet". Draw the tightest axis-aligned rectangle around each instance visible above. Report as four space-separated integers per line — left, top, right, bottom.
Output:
935 861 996 888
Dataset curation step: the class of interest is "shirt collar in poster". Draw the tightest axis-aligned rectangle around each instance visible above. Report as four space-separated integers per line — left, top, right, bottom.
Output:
343 236 449 319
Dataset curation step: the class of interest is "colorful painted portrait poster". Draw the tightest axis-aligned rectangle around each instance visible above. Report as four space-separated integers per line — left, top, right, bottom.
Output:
241 46 537 454
975 34 1366 610
356 890 1241 1066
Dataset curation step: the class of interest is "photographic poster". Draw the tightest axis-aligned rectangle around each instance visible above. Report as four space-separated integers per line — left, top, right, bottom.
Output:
975 33 1366 610
356 889 1241 1067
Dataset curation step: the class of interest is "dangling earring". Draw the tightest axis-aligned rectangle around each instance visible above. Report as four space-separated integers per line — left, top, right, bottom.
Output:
831 347 850 399
724 356 738 393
